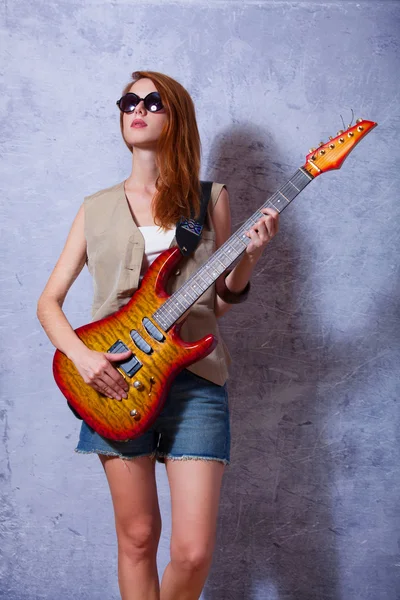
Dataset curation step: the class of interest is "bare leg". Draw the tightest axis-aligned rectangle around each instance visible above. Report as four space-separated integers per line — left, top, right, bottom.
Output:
100 455 162 600
160 459 225 600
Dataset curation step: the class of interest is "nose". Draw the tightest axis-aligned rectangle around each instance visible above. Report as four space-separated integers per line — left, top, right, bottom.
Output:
133 100 146 115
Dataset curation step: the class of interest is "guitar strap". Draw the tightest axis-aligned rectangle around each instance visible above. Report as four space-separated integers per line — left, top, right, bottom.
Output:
175 181 213 256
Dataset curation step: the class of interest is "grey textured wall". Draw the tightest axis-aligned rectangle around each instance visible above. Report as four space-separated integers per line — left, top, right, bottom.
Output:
1 1 399 599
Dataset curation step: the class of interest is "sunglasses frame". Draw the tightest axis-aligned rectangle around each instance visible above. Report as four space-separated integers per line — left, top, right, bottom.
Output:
116 92 164 114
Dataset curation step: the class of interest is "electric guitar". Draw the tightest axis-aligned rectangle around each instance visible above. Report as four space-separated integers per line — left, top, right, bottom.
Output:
53 119 377 441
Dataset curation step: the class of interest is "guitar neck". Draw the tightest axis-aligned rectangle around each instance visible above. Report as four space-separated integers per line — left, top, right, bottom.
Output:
153 167 313 331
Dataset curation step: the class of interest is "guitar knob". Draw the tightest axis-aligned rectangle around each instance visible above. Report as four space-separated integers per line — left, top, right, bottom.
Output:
133 380 143 390
130 409 141 421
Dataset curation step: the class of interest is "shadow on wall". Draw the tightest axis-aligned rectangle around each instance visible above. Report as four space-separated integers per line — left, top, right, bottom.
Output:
201 125 341 600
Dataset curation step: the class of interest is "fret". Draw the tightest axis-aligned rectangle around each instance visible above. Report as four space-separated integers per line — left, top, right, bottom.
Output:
224 242 237 256
187 277 203 297
299 167 313 181
174 295 190 312
278 190 289 203
166 305 179 318
154 315 166 330
215 253 230 269
228 238 244 255
189 285 205 301
280 185 297 201
235 233 249 247
195 273 209 288
183 287 197 302
185 283 198 303
246 214 261 228
267 198 281 212
156 307 165 321
200 270 215 285
208 258 226 273
289 180 300 192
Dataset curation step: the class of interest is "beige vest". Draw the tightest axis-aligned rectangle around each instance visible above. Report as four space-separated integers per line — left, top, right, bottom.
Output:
84 181 232 386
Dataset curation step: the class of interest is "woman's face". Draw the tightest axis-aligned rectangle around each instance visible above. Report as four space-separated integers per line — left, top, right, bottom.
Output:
122 78 168 150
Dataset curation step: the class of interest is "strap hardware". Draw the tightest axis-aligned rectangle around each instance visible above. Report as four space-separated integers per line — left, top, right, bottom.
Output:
175 181 213 256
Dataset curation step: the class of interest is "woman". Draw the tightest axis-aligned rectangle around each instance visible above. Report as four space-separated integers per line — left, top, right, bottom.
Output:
37 71 279 600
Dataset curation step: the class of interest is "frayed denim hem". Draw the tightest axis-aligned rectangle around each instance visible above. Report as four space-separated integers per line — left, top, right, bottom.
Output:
74 448 157 462
156 453 230 466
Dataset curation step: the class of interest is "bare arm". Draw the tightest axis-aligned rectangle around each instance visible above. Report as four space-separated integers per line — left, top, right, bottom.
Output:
211 187 279 318
37 204 131 400
37 203 90 359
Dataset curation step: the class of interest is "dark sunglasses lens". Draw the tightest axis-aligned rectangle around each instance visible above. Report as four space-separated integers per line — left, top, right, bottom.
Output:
118 93 140 113
144 92 163 112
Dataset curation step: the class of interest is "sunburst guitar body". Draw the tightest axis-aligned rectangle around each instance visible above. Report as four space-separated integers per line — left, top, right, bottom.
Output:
53 119 377 441
53 246 216 441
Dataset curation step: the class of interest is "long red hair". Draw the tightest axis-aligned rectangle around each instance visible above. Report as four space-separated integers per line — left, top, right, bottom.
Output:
119 71 201 229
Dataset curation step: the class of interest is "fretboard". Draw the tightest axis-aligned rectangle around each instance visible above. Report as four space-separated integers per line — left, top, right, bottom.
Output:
153 167 313 331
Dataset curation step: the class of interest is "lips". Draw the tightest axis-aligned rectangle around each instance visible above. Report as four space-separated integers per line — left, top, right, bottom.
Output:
131 119 147 128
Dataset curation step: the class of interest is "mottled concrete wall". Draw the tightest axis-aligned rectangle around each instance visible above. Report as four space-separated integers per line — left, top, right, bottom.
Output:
1 1 399 599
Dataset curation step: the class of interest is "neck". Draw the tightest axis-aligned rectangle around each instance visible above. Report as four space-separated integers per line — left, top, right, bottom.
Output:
127 147 159 189
152 167 314 332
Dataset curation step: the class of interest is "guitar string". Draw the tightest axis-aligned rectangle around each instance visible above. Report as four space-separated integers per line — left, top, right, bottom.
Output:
149 128 366 329
155 169 311 324
153 169 312 328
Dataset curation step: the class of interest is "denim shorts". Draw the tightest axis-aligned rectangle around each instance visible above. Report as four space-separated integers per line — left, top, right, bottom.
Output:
75 368 230 465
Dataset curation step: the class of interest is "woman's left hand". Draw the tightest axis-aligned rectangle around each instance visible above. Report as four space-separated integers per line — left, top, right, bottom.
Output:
244 207 280 259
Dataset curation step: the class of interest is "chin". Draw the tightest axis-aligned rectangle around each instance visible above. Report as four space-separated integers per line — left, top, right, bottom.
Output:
129 138 158 150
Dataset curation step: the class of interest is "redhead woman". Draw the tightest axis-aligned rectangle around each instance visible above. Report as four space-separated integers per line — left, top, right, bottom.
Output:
37 71 279 600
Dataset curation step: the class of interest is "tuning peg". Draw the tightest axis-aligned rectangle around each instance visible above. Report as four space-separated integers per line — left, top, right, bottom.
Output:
329 136 333 140
319 141 324 147
309 147 316 152
337 130 344 135
356 118 363 123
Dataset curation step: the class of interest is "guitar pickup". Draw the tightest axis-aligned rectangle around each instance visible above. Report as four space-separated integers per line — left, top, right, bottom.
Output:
130 330 153 354
107 340 142 378
142 317 165 342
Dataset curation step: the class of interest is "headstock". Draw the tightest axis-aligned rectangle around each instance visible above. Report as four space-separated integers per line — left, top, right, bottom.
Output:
303 119 377 178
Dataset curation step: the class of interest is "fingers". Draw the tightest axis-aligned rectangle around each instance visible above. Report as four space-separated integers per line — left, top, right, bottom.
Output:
90 352 131 400
246 208 279 243
258 208 279 237
103 370 129 399
105 349 132 362
91 379 123 401
104 351 131 398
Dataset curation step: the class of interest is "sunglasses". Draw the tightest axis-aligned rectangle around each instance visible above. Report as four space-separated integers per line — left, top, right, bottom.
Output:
116 92 164 114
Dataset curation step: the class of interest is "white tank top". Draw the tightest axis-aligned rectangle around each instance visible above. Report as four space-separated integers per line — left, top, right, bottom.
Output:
139 225 176 280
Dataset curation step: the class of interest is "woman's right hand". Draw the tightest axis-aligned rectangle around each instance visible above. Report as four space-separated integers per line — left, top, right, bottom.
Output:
70 347 132 400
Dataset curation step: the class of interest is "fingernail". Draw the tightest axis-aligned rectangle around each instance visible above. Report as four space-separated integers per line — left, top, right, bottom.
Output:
123 393 128 399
